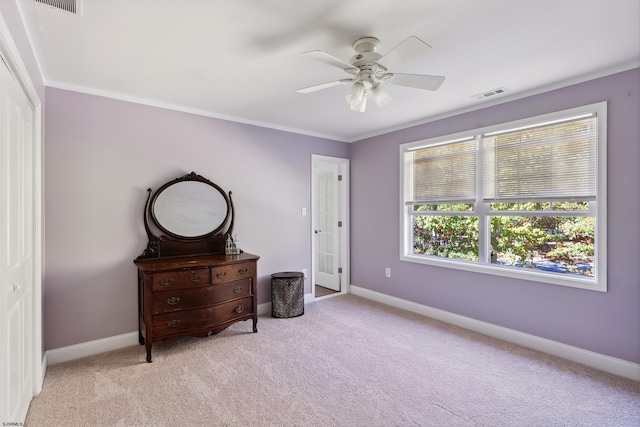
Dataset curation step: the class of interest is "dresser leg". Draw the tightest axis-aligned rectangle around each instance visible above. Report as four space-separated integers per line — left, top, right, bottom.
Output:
253 317 258 333
146 343 153 363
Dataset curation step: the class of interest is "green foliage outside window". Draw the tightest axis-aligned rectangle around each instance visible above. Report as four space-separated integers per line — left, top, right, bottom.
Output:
413 207 479 261
413 202 594 276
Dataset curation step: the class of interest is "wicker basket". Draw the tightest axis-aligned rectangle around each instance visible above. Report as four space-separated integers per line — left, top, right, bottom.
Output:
271 272 304 318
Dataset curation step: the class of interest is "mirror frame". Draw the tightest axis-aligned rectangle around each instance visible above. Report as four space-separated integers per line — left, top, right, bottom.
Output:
137 172 235 259
150 173 230 240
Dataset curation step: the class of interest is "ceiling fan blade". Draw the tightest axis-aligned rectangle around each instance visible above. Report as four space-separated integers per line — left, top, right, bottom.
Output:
302 50 359 75
297 79 353 94
378 36 432 70
388 73 445 91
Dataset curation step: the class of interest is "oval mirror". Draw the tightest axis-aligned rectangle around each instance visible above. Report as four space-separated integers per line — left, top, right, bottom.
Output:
151 178 230 239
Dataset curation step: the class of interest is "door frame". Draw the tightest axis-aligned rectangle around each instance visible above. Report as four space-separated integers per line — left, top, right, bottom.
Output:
311 155 349 298
0 8 44 403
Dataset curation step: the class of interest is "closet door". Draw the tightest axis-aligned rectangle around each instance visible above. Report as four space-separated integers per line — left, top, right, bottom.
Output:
0 57 35 424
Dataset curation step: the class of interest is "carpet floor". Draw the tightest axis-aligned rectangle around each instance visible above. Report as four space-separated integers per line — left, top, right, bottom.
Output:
25 294 639 426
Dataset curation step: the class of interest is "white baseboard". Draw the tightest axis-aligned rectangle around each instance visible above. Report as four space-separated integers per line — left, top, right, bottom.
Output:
350 285 640 382
46 332 140 366
46 302 282 365
46 290 638 381
257 301 271 316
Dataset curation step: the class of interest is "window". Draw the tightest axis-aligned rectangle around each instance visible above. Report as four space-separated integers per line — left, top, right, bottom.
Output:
400 103 606 291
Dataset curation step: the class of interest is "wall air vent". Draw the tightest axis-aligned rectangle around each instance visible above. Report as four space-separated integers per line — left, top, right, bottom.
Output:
473 87 509 100
33 0 79 14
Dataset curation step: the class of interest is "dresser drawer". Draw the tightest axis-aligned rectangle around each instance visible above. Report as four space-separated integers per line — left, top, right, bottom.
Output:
210 261 256 284
151 268 210 291
152 278 253 314
153 297 253 336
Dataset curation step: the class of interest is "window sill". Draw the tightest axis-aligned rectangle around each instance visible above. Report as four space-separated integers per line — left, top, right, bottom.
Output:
400 254 606 292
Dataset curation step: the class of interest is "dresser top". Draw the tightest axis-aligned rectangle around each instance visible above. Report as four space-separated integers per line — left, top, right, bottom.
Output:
134 252 259 273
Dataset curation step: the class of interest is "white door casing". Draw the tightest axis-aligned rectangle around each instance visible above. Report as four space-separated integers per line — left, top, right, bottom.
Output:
312 155 349 296
0 55 35 424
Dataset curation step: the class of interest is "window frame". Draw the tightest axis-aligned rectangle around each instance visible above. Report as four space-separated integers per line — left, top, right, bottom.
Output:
399 102 607 292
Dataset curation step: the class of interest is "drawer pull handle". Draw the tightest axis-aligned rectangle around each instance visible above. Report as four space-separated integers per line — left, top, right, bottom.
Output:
167 296 180 305
216 272 227 278
234 305 244 314
233 286 243 294
159 277 173 286
167 319 180 328
191 274 202 282
239 268 249 274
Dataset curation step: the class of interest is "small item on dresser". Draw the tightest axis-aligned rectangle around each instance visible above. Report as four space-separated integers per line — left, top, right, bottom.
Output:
232 234 241 254
225 234 233 255
225 234 241 254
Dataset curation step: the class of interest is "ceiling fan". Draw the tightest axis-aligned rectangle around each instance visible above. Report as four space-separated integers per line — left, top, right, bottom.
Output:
297 36 445 112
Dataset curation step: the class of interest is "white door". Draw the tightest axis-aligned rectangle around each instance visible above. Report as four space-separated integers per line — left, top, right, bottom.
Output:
0 56 35 424
314 160 340 291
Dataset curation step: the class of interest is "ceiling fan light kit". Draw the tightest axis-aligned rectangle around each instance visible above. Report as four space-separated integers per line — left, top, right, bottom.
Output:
351 93 367 112
372 85 392 108
298 36 445 113
344 74 392 112
345 81 365 106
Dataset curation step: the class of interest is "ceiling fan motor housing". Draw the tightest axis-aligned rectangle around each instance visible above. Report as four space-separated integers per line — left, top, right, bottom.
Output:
350 37 383 68
353 37 380 52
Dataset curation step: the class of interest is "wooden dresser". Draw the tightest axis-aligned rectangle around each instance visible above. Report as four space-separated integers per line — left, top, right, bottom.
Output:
135 252 259 362
134 172 258 362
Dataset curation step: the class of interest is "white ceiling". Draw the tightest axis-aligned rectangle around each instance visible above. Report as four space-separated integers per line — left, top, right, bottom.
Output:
21 0 640 142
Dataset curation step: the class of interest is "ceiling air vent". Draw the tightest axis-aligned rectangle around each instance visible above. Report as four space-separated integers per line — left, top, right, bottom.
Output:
473 87 509 100
33 0 78 14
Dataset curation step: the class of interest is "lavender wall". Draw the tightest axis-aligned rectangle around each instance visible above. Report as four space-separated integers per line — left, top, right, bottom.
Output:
44 88 348 350
350 68 640 364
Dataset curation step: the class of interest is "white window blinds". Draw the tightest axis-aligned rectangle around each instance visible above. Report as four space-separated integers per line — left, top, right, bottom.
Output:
404 138 477 204
481 113 597 202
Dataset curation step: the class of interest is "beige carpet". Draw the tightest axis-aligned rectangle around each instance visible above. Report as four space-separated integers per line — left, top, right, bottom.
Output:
26 294 638 427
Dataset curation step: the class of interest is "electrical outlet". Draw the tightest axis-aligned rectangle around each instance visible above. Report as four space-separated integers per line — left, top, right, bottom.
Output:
385 268 391 278
301 207 307 216
301 269 307 278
